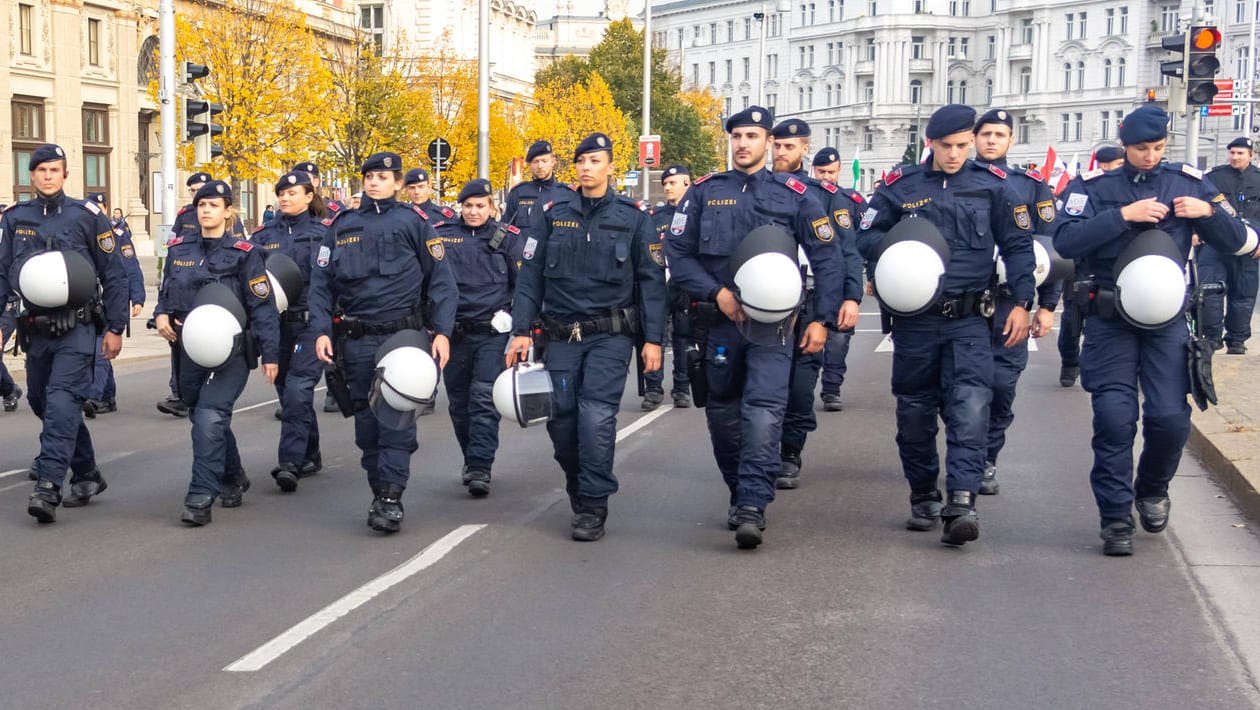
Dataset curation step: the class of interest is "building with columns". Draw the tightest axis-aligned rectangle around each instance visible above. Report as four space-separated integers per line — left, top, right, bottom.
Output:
651 0 1258 193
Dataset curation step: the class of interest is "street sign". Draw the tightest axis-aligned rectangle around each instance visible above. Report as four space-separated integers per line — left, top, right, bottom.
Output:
1213 79 1234 102
638 135 661 168
428 138 452 164
1205 104 1232 116
624 170 640 186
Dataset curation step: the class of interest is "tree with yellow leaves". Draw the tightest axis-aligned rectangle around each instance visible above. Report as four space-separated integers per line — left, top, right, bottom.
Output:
524 74 634 185
175 0 331 186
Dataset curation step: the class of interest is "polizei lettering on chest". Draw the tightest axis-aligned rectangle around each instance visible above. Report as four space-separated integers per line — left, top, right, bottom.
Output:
336 235 361 246
553 220 582 229
172 259 196 267
707 199 737 206
902 197 932 209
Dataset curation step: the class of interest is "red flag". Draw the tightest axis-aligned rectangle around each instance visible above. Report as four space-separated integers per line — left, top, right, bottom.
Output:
1040 146 1057 182
1087 152 1098 172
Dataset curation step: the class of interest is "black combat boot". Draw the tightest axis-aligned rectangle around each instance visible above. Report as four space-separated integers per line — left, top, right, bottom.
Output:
220 472 251 508
732 506 766 549
571 497 607 542
978 460 999 496
298 452 322 477
1100 518 1136 556
368 484 405 533
906 489 943 531
940 491 979 546
181 493 214 526
62 468 108 508
1135 496 1171 533
271 463 300 493
466 470 491 498
27 480 61 523
775 446 802 490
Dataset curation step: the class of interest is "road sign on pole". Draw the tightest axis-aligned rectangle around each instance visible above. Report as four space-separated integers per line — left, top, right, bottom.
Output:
638 135 661 168
428 138 452 164
1206 104 1232 116
624 170 640 187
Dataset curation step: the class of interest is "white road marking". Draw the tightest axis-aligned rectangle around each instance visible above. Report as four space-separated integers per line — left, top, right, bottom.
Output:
232 386 326 414
616 403 674 442
223 524 486 673
0 468 29 480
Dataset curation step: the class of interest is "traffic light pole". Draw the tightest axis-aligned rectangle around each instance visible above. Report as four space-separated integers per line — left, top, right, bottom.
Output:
1186 107 1201 167
158 0 177 241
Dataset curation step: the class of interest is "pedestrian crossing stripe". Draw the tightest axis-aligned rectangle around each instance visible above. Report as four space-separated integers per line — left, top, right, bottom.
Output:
873 334 1039 353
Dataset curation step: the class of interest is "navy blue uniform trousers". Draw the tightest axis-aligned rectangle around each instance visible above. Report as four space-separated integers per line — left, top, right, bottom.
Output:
27 326 99 485
544 333 633 508
274 321 321 466
0 308 16 397
343 333 419 491
1199 248 1258 346
890 314 992 495
820 329 852 396
444 332 508 473
179 349 248 498
987 298 1029 464
1079 316 1190 524
1058 296 1085 368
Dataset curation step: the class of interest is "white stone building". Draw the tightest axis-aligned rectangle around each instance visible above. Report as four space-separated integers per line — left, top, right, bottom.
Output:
651 0 1259 192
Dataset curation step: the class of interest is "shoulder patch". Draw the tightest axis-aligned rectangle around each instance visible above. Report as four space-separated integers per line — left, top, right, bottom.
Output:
1024 168 1043 182
648 242 665 267
506 224 521 234
820 181 839 194
411 205 430 220
784 176 807 194
83 200 101 215
1212 193 1238 217
165 236 184 248
232 240 253 252
884 167 904 186
425 237 444 261
812 217 835 242
1064 192 1089 216
1181 164 1204 180
833 208 852 229
1036 200 1055 223
693 172 715 185
96 232 115 253
1013 205 1031 230
248 275 271 300
986 163 1007 180
1081 168 1105 182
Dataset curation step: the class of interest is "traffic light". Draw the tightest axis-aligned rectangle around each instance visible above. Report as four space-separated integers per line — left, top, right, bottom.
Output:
1159 27 1222 106
180 61 223 163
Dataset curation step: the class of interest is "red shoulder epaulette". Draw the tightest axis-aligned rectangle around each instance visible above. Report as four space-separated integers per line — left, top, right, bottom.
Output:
411 205 429 220
567 184 579 192
232 240 253 252
987 164 1007 179
177 205 190 215
166 236 184 248
440 207 455 218
432 221 447 229
820 181 838 194
542 200 555 213
321 218 333 226
327 201 340 212
884 167 904 186
1024 168 1042 181
693 172 715 185
849 191 865 204
635 200 649 212
506 224 521 234
784 176 807 194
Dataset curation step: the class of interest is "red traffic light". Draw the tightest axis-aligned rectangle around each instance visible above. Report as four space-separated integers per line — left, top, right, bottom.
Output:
1192 27 1221 50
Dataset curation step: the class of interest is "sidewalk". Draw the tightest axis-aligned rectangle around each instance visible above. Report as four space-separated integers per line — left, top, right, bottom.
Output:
1187 315 1260 522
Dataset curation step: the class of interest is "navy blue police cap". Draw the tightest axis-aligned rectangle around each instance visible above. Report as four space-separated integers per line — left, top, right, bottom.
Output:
925 104 977 139
574 133 613 162
1229 136 1255 151
292 162 319 177
973 108 1013 132
1118 105 1169 145
361 152 402 174
526 141 554 162
193 180 233 206
772 118 811 139
186 171 212 187
1095 146 1124 164
457 178 493 203
724 106 774 133
661 164 690 183
404 167 430 185
87 192 106 205
812 148 841 167
28 144 67 171
274 170 312 195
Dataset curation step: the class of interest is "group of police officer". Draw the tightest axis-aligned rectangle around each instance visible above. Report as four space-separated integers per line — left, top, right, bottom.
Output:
4 98 1257 554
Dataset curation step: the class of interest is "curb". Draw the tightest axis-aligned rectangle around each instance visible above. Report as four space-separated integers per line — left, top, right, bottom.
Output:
1187 422 1260 525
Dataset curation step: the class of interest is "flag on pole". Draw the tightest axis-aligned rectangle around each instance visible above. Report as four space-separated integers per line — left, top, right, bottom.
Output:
852 148 861 189
1040 146 1058 181
1048 159 1070 195
1087 151 1098 172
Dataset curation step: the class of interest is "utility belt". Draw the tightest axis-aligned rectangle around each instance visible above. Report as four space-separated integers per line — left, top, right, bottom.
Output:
333 310 425 339
541 306 640 342
452 318 502 340
1075 280 1124 321
18 302 103 343
281 309 310 325
932 290 995 320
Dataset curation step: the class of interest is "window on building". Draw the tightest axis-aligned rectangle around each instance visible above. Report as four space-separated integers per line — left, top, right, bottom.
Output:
1117 57 1126 86
709 61 716 84
912 36 925 59
1017 116 1030 144
868 0 877 15
865 38 875 61
13 97 45 202
83 105 110 204
725 97 732 115
710 23 718 43
1104 58 1112 87
1204 0 1215 21
88 18 101 66
1021 18 1034 44
1236 112 1248 131
960 37 969 59
947 79 957 103
1237 0 1247 22
985 77 993 103
959 79 968 104
986 35 995 60
1119 6 1128 32
19 3 34 56
692 64 700 86
863 80 874 102
863 125 874 151
1063 63 1072 91
1065 13 1074 39
948 37 957 58
725 59 733 82
727 19 735 42
744 18 752 40
1101 110 1111 139
1078 11 1087 38
693 25 702 44
1077 61 1085 90
799 46 807 68
741 94 750 108
807 85 814 109
1238 47 1250 79
1160 5 1179 32
961 0 970 13
1019 66 1031 94
800 3 808 24
766 93 778 112
914 0 924 12
808 45 815 66
810 2 817 22
910 79 923 103
949 0 960 15
908 123 920 153
1062 113 1071 142
829 0 838 21
743 57 751 80
360 4 385 55
1073 113 1083 141
1105 8 1115 34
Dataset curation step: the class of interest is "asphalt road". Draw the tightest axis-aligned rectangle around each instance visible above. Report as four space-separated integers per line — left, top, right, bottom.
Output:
1 319 1259 710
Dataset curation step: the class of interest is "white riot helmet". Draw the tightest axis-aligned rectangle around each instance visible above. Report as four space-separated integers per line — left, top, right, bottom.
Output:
369 329 439 428
17 250 98 309
996 235 1074 288
872 218 950 317
493 361 554 427
264 252 304 312
1113 229 1188 329
728 225 804 345
181 282 247 369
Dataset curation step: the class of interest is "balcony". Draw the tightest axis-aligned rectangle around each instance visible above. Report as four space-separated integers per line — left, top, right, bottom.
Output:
909 58 934 73
1008 43 1032 60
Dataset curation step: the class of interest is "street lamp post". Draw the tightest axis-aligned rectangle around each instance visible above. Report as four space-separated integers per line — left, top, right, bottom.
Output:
755 5 767 106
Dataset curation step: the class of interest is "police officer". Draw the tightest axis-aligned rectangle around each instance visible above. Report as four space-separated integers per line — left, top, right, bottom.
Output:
405 168 455 222
972 109 1063 496
311 151 458 534
667 107 844 549
1058 145 1126 387
80 193 144 416
292 162 347 415
811 147 855 412
1054 105 1249 556
0 287 22 413
252 171 327 491
156 181 279 525
437 178 522 497
641 164 693 410
504 140 560 229
0 144 129 522
856 104 1036 546
769 120 862 490
1201 137 1260 354
506 133 667 542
